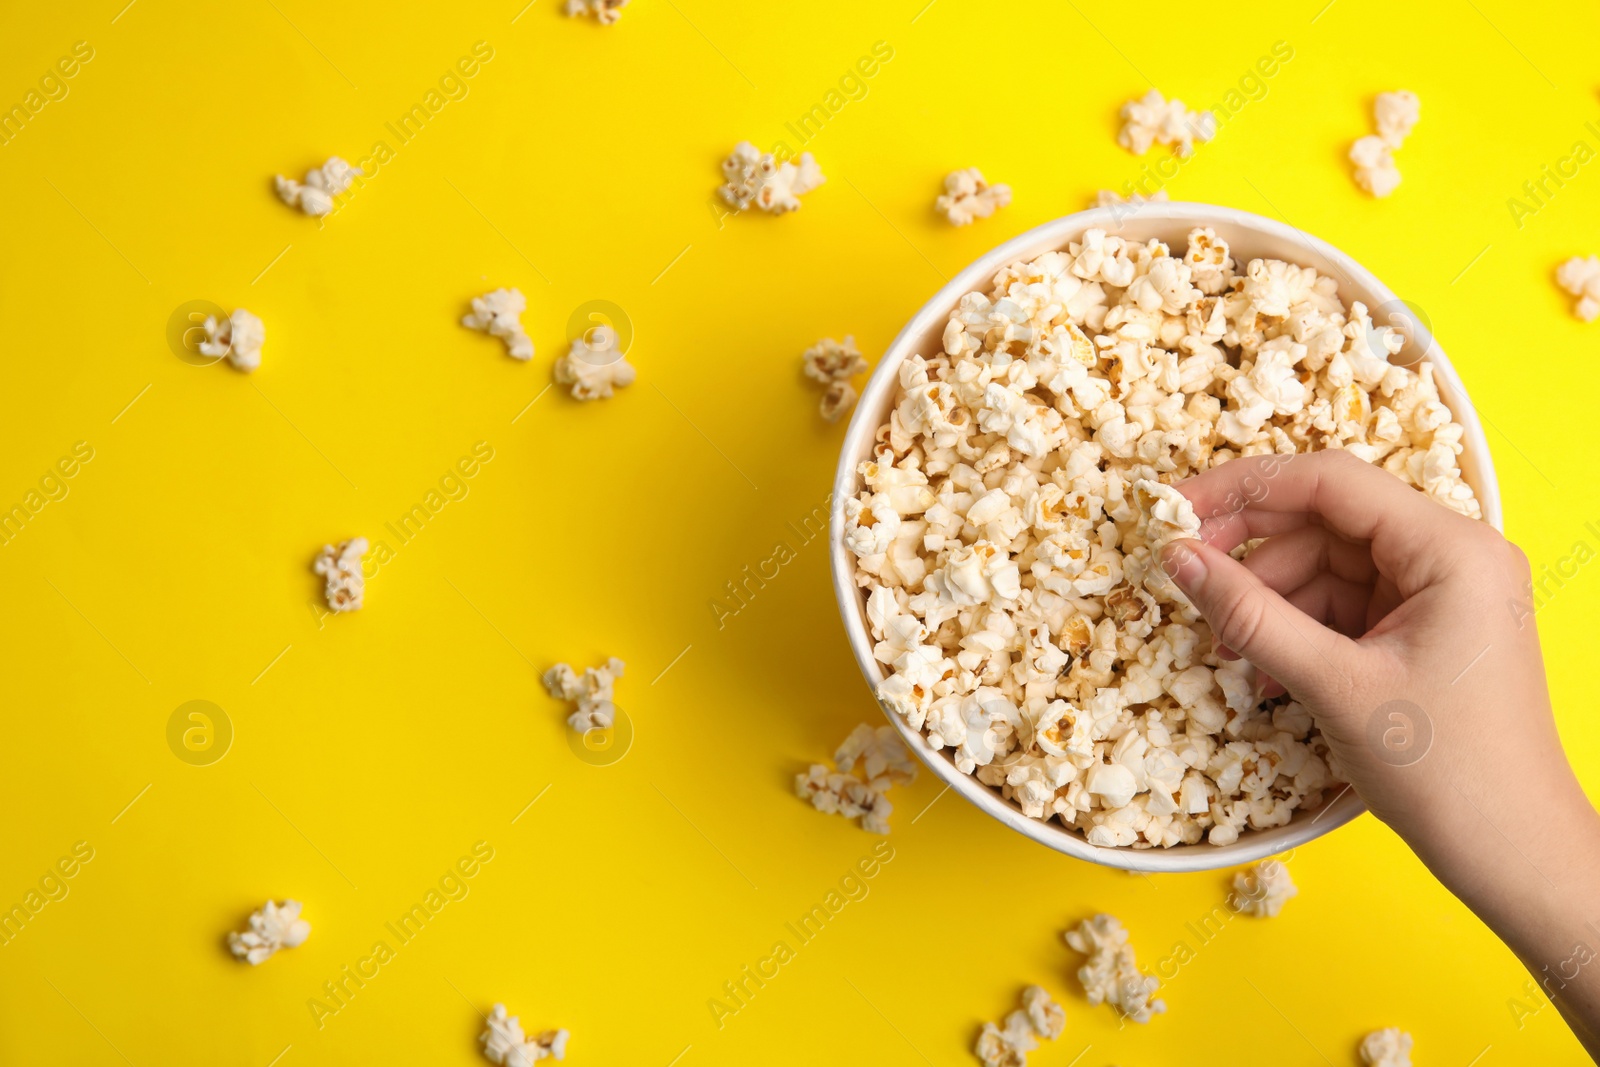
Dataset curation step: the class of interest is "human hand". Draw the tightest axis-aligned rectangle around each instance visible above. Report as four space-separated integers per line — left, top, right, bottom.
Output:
1160 450 1600 1051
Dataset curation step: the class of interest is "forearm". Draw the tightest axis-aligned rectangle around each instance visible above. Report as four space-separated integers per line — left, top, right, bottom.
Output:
1423 787 1600 1058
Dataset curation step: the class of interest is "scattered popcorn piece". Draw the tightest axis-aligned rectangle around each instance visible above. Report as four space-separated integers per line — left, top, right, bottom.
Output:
1373 91 1420 148
1093 188 1169 209
1231 859 1297 917
1350 136 1402 198
199 308 266 372
554 324 636 400
851 223 1482 849
564 0 627 23
719 141 825 215
975 1010 1037 1067
463 289 535 361
796 723 917 834
313 537 367 613
974 986 1064 1067
937 168 1012 227
1118 89 1215 157
835 723 919 786
803 336 868 384
1064 915 1165 1024
228 900 310 965
1359 1028 1413 1067
1557 256 1600 322
820 381 859 423
482 1004 569 1065
1351 91 1419 198
803 336 868 422
1020 985 1065 1040
274 157 361 217
544 657 625 731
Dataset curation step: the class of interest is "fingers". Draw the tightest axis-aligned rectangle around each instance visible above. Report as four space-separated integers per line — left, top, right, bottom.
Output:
1283 572 1373 637
1192 508 1311 554
1177 450 1455 553
1243 525 1378 591
1162 538 1366 704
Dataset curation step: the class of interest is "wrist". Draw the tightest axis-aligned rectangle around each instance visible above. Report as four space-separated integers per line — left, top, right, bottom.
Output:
1426 788 1600 965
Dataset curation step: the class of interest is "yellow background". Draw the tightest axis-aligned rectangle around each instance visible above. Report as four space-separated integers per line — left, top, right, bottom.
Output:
0 0 1596 1063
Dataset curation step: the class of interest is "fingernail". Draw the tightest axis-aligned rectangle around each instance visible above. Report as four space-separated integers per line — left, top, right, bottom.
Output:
1160 540 1207 594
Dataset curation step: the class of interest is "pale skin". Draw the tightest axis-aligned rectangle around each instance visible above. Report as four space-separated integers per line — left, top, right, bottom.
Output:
1160 449 1600 1057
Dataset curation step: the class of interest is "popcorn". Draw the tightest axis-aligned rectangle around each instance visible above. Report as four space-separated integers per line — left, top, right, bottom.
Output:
274 157 362 217
564 0 627 23
796 723 917 834
850 225 1481 849
544 657 625 731
1350 137 1401 198
554 324 636 400
719 141 825 215
803 336 868 421
1064 914 1165 1023
1359 1028 1413 1067
228 900 310 965
936 168 1012 227
199 308 266 371
482 1004 568 1065
313 537 367 613
1019 985 1065 1040
1117 89 1215 157
974 1010 1035 1067
1351 91 1419 198
463 289 535 361
1557 256 1600 322
1231 859 1297 917
834 723 919 784
974 986 1063 1067
804 336 868 384
1373 91 1420 147
820 381 859 422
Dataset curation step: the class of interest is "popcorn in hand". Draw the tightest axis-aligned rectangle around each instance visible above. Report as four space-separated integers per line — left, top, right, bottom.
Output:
274 157 362 217
796 723 917 834
564 0 627 23
313 538 367 613
482 1004 569 1065
199 308 266 372
1557 256 1600 322
463 289 535 361
1064 914 1164 1024
544 657 625 731
803 336 868 422
228 900 310 965
719 141 825 215
554 324 636 400
1118 89 1215 157
1231 859 1297 917
1352 91 1419 198
1359 1028 1413 1067
937 169 1012 227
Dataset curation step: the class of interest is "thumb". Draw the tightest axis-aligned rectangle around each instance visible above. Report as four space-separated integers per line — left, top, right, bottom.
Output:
1161 538 1361 703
